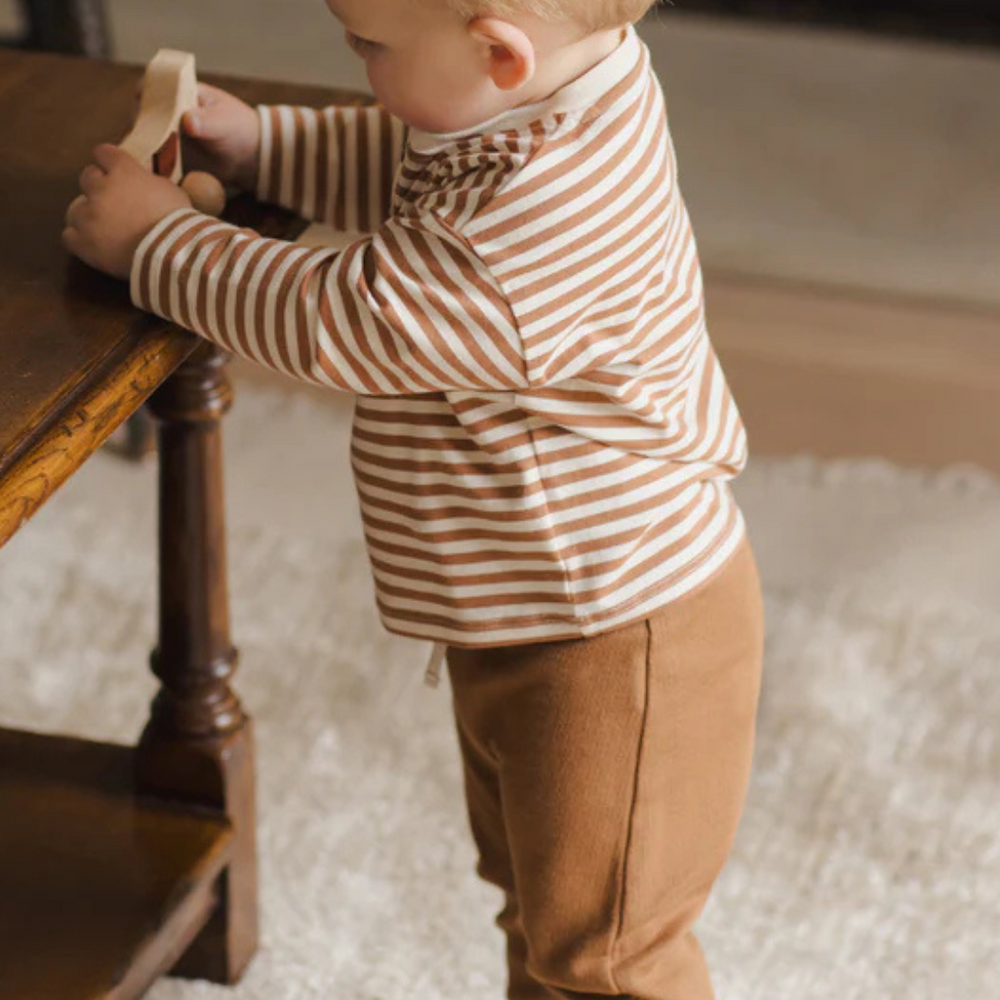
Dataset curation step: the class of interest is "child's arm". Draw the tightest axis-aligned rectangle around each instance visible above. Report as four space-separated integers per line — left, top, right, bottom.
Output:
129 204 526 394
255 104 408 233
179 85 407 232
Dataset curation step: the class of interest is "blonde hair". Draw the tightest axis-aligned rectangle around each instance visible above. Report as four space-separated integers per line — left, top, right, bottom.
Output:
443 0 659 36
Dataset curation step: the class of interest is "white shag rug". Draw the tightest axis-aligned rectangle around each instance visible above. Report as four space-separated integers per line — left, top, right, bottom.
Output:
1 381 999 1000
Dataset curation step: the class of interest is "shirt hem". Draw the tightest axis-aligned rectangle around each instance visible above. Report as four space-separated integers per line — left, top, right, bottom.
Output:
379 508 749 650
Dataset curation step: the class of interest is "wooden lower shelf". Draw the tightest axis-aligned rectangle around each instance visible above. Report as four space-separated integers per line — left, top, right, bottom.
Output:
0 727 234 1000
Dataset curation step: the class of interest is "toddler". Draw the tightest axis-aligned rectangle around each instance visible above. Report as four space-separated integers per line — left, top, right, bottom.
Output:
64 0 766 996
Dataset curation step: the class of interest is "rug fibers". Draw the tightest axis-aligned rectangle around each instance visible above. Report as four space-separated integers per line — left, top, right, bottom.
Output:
1 381 998 1000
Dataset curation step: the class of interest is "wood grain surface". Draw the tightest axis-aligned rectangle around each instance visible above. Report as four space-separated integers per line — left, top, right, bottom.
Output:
0 48 370 547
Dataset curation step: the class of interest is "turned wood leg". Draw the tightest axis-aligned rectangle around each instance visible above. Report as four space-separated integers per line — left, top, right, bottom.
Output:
135 342 259 984
20 0 113 57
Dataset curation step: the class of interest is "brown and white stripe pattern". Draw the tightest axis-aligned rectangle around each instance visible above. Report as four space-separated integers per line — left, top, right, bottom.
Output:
255 103 408 233
131 25 750 647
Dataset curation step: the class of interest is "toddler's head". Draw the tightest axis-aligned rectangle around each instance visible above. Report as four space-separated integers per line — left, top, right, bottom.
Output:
324 0 657 133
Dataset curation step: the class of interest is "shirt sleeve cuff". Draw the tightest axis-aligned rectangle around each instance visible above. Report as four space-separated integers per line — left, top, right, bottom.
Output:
129 206 212 316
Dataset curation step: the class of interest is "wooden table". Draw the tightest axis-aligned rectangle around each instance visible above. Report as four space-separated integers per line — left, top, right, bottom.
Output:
0 49 364 999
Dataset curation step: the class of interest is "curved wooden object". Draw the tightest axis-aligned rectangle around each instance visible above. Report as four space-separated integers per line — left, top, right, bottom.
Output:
120 48 197 183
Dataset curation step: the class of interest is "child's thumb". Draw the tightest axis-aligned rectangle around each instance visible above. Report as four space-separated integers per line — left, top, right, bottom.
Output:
182 109 206 138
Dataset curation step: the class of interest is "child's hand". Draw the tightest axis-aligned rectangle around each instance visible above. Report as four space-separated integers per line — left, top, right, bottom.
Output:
62 144 192 280
181 84 262 192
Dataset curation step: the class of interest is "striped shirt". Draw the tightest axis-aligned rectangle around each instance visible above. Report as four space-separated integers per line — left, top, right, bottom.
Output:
130 23 751 649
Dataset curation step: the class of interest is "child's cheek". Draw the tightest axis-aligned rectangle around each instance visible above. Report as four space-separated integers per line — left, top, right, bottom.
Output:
366 68 416 128
364 61 395 112
367 55 436 129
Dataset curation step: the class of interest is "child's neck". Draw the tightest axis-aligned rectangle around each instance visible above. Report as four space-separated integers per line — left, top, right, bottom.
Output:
513 25 626 111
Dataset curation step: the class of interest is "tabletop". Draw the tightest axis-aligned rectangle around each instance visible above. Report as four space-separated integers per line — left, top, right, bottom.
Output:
0 48 368 546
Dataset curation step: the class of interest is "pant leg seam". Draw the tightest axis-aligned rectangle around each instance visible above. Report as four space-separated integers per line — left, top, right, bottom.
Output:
607 616 653 995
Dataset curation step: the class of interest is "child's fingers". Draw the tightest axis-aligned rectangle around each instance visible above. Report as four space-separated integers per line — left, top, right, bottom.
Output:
62 225 84 256
183 85 228 137
183 104 229 141
181 109 201 136
183 105 219 138
64 194 89 230
78 163 106 196
196 82 225 107
93 142 134 173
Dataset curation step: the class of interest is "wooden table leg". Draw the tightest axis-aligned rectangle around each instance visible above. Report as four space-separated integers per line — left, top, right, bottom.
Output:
135 341 259 984
20 0 113 57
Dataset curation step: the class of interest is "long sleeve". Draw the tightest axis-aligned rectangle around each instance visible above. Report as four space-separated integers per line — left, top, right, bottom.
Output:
254 104 408 233
126 22 755 648
130 207 527 394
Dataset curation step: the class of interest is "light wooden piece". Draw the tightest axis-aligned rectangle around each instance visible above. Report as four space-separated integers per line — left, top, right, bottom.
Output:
181 170 226 217
118 49 227 221
120 49 198 184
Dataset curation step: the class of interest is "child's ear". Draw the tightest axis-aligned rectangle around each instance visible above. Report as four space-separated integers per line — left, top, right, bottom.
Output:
467 16 536 92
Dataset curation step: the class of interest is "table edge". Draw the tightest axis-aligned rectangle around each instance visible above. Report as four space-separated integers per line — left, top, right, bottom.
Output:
0 328 199 550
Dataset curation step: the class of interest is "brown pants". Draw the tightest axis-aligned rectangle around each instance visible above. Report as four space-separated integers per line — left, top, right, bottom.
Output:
445 535 765 999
